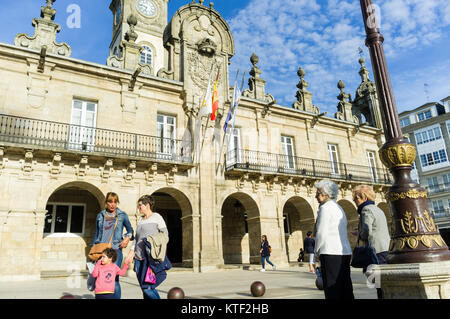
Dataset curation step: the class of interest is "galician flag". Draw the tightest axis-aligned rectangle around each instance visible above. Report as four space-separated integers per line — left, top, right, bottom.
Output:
223 83 241 132
210 71 220 121
198 79 213 118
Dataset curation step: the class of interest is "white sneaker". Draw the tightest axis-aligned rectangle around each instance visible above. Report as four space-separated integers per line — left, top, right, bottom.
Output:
272 265 276 270
260 268 266 272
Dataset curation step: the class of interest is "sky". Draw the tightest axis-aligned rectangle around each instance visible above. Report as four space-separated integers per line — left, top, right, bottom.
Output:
0 0 449 116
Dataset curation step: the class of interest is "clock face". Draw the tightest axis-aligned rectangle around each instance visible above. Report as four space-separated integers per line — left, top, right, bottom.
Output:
137 0 157 17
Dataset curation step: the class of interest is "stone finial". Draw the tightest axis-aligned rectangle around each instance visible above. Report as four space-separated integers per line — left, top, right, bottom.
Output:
335 80 358 123
242 53 275 104
358 57 370 83
199 0 204 5
337 80 349 101
41 0 56 20
292 67 319 114
125 14 138 43
14 0 71 56
210 2 214 9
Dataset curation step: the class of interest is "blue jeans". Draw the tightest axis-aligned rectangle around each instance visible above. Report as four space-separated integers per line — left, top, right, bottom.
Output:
261 255 274 269
134 259 161 299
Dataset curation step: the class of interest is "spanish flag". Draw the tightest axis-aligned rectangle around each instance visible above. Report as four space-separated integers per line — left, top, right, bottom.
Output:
210 71 220 121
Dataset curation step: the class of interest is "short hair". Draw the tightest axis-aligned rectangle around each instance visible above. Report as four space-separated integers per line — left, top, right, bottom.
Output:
104 192 120 209
306 231 313 237
102 248 117 263
314 179 339 199
353 185 376 201
138 195 156 211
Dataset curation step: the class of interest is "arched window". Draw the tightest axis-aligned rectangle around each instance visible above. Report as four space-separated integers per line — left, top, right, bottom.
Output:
140 45 152 65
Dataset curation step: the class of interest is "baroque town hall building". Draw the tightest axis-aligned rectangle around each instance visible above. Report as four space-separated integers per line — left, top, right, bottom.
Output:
0 0 392 280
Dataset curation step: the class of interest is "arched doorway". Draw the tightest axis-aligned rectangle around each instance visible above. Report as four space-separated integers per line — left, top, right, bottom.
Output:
221 192 260 265
150 188 192 267
283 197 315 262
338 199 359 248
41 182 103 272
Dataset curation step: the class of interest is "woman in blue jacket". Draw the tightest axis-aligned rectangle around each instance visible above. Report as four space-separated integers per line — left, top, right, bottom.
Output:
91 192 134 298
259 235 276 272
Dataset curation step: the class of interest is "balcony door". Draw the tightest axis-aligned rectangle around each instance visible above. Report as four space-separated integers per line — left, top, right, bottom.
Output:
157 114 176 159
69 100 97 151
225 127 241 168
328 144 340 176
367 151 378 182
281 136 295 171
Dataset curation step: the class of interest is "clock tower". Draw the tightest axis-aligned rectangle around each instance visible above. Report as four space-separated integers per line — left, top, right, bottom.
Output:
108 0 169 74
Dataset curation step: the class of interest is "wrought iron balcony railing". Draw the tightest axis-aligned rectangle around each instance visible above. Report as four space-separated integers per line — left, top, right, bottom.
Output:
0 114 192 164
225 148 392 185
424 183 450 196
431 209 450 220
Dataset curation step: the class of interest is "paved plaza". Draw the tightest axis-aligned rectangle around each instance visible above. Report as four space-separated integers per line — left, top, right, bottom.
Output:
0 264 377 299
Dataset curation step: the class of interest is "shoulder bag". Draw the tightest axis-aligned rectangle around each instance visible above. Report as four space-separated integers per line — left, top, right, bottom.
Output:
351 238 379 269
88 217 118 261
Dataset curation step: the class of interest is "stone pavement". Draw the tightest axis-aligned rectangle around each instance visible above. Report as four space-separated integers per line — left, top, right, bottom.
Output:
0 264 377 299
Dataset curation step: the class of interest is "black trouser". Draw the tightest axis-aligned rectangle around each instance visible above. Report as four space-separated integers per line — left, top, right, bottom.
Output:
319 254 354 300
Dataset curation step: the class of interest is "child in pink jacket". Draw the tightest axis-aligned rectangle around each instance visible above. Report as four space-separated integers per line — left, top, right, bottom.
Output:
92 248 134 299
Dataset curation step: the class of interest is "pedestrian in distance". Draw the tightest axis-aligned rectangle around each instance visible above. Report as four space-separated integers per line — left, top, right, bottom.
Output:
303 231 316 273
90 192 134 298
91 248 134 299
297 248 305 262
260 235 276 272
314 179 354 300
352 184 390 299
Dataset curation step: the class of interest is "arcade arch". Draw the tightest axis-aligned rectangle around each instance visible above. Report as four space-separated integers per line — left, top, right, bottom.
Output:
150 187 193 267
41 181 104 272
282 196 315 262
221 192 260 265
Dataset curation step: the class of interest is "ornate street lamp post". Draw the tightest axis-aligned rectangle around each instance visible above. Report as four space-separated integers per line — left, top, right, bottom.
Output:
360 0 450 263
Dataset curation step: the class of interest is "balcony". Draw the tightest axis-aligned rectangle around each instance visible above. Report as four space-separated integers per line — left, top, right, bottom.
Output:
432 209 450 220
0 114 193 167
425 183 450 196
225 148 392 186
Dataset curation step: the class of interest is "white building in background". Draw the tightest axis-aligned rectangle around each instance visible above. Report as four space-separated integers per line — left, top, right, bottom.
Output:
399 99 450 245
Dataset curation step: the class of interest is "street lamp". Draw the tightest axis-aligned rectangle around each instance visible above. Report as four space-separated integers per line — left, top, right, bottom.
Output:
359 0 450 263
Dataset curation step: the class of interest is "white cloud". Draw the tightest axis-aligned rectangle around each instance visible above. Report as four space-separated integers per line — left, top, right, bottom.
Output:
228 0 450 115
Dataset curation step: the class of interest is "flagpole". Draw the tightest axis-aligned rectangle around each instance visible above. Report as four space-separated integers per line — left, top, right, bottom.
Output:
199 64 219 163
221 71 246 169
226 71 245 149
216 69 240 172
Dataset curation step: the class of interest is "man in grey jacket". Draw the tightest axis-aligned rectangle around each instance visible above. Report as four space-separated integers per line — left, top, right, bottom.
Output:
352 185 391 299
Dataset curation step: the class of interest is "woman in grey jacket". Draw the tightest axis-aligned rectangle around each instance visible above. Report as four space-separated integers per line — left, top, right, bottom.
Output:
352 185 391 299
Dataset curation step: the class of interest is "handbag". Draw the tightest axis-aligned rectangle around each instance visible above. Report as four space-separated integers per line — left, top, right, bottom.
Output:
351 238 379 269
88 217 118 261
144 267 156 284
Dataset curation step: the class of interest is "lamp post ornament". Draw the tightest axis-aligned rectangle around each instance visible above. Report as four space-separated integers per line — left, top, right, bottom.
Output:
359 0 450 264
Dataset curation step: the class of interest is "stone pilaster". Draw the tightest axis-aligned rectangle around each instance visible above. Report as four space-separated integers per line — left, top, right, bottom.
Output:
0 209 46 282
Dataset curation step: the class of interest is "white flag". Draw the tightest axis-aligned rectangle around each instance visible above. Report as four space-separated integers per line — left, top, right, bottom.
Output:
198 80 213 118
